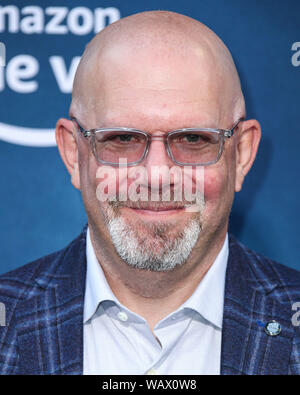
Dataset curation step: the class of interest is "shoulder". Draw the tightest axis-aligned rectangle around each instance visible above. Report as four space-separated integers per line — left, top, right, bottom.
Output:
0 249 62 302
228 233 300 302
0 225 87 303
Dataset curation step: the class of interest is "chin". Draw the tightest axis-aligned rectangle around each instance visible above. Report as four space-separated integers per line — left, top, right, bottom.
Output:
106 212 202 272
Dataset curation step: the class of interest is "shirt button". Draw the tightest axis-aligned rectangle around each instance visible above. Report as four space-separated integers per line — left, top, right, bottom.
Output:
146 368 158 375
117 311 128 322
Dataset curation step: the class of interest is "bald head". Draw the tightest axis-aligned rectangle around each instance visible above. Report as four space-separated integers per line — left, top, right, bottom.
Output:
70 11 245 127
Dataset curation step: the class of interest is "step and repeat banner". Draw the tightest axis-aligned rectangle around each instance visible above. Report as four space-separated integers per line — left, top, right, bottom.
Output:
0 0 299 273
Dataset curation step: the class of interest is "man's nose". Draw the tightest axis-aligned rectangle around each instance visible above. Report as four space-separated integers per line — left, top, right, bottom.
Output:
140 137 177 192
144 137 173 166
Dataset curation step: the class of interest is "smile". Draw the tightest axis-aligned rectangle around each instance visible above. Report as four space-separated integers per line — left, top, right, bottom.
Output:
122 205 187 217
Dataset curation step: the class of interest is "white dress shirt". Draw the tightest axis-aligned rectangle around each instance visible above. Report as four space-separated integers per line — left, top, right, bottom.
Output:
83 227 228 375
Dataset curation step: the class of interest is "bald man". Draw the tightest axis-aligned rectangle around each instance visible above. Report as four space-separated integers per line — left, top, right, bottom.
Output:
1 11 300 375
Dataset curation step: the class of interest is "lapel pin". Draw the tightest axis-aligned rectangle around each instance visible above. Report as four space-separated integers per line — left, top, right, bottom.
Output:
264 320 281 336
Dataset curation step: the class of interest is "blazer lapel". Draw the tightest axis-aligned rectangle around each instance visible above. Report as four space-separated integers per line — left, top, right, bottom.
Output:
16 228 87 375
221 236 294 375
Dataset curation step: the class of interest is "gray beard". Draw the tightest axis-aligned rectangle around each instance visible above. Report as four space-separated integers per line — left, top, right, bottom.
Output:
106 214 202 272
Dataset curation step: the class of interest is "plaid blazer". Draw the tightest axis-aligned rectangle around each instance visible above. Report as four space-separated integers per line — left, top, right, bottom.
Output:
1 225 300 375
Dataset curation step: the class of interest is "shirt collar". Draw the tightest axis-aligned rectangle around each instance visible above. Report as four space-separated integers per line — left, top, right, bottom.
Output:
84 227 228 328
83 227 119 323
180 233 228 329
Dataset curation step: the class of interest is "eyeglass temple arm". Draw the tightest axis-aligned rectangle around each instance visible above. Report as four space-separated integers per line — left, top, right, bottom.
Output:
224 117 245 138
71 117 92 138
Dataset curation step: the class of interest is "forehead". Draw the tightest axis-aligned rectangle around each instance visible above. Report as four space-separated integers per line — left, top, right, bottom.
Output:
84 40 226 130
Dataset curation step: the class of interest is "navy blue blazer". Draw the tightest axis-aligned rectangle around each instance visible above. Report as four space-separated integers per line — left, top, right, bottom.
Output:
1 226 300 375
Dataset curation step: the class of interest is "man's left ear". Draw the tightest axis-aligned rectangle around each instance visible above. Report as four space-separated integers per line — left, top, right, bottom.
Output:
235 119 261 192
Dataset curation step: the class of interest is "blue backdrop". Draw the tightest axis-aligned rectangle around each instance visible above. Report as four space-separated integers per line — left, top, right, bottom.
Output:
0 0 299 274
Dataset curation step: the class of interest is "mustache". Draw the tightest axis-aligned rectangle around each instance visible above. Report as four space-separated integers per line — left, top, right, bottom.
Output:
108 196 204 211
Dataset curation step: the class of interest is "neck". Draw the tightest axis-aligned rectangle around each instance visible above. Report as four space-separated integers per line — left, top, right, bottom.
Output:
88 223 227 331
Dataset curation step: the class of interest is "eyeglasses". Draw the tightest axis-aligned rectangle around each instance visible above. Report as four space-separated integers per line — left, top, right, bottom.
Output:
71 117 244 166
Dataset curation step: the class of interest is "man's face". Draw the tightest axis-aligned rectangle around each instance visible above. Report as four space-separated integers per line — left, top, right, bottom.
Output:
76 42 238 271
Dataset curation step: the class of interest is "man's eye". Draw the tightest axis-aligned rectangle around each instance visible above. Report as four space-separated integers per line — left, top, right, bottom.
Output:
180 133 217 144
184 134 201 142
107 134 134 142
183 134 211 143
119 134 133 142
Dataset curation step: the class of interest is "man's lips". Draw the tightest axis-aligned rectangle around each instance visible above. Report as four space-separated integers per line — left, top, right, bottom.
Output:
131 207 184 213
120 203 187 213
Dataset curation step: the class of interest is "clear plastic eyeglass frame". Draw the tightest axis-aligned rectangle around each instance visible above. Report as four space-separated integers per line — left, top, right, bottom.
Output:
71 117 244 167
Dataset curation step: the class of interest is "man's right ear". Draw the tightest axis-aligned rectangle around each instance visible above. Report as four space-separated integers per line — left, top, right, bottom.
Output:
56 118 81 190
